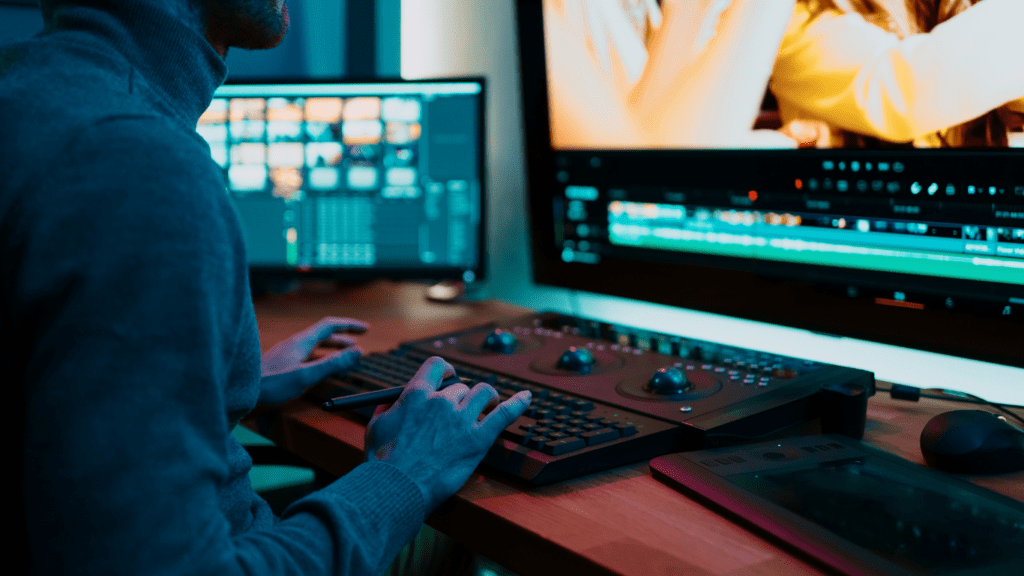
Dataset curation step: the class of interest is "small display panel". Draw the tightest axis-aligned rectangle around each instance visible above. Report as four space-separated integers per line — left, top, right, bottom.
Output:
199 80 484 281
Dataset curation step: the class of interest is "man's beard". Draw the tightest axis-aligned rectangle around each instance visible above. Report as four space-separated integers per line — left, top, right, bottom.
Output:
206 0 290 50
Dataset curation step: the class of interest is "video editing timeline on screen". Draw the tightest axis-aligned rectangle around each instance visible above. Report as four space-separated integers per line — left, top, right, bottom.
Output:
320 312 874 485
554 153 1024 319
199 81 482 277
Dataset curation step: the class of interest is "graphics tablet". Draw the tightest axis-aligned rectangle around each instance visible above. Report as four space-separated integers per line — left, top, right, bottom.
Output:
650 435 1024 576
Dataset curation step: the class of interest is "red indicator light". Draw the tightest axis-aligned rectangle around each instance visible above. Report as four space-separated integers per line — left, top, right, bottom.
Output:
748 190 758 201
874 297 925 310
795 179 803 190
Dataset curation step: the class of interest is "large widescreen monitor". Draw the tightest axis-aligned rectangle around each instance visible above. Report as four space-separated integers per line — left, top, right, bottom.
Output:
516 0 1024 368
198 78 485 283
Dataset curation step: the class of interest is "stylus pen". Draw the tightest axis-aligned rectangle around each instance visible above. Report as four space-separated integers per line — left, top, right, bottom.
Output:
321 375 468 411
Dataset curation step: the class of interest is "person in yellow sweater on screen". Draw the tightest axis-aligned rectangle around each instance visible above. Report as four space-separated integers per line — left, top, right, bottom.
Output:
771 0 1024 148
543 0 800 149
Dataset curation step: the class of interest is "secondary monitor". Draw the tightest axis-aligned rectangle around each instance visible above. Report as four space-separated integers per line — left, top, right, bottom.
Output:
516 0 1024 368
198 78 486 283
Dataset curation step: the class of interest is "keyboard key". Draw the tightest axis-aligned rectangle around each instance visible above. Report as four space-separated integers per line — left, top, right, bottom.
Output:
510 416 534 430
581 428 619 446
541 437 586 455
571 399 595 411
526 436 547 450
614 423 637 437
499 429 534 444
530 388 551 400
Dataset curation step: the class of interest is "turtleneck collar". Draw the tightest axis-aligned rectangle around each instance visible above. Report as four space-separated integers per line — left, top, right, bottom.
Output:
40 0 227 127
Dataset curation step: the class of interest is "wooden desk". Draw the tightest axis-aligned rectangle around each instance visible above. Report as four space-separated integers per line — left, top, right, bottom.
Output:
248 280 1024 576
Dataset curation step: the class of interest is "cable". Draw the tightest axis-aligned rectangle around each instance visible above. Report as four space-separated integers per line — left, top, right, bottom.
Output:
931 389 1024 428
878 384 1024 428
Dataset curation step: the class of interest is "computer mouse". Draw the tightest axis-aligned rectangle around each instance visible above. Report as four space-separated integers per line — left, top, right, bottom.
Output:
920 410 1024 474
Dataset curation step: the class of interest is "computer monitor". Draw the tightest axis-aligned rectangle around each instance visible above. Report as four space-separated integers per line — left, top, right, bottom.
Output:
515 1 1024 369
198 78 485 284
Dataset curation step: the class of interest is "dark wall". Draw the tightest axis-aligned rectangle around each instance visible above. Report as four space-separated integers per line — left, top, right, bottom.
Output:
0 3 44 43
1 1 398 79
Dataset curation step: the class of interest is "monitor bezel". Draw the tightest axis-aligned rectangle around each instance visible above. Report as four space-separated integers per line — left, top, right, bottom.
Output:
212 75 488 284
514 0 1024 369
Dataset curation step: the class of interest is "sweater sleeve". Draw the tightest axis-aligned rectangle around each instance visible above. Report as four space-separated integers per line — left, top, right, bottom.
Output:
13 116 424 576
771 0 1024 142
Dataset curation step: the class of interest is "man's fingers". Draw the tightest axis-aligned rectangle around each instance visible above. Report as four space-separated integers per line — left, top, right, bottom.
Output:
461 383 499 417
323 333 359 347
480 390 532 437
303 317 370 348
437 383 470 403
319 316 369 333
300 346 363 386
408 356 455 392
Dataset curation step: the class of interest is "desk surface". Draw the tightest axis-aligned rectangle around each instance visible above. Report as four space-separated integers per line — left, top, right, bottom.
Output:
249 280 1024 576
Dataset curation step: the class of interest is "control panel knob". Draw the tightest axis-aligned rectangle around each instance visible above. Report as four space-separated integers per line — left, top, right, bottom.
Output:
645 367 692 395
556 346 596 375
482 329 517 354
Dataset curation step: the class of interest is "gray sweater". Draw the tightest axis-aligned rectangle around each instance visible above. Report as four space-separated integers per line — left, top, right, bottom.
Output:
1 1 423 574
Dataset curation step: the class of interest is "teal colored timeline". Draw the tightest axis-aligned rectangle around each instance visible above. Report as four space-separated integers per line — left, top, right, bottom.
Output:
608 230 1024 286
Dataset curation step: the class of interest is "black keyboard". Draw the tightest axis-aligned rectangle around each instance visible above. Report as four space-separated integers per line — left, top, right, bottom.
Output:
315 312 874 485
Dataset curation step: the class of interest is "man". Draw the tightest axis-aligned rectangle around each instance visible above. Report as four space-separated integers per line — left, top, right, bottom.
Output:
1 1 531 574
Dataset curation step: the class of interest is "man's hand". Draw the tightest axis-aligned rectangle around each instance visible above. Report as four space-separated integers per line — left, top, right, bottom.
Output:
365 357 532 515
259 317 367 406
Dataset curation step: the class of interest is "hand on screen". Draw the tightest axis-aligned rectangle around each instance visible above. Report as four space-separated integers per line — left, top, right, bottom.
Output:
258 317 366 406
364 357 532 515
779 119 833 149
